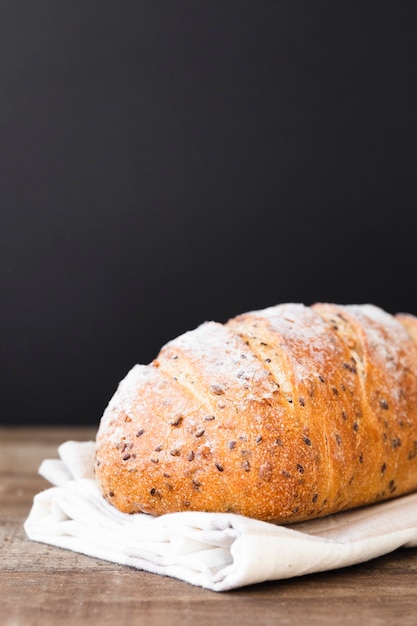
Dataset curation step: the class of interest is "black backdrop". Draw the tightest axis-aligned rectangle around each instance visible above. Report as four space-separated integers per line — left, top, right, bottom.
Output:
1 2 416 426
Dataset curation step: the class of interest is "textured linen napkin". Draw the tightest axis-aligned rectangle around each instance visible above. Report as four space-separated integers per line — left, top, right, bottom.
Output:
24 440 417 592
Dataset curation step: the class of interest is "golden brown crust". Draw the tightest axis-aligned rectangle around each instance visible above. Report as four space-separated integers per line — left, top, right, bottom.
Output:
95 303 417 523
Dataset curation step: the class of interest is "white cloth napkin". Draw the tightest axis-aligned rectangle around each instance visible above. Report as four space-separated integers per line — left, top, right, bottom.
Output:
24 440 417 592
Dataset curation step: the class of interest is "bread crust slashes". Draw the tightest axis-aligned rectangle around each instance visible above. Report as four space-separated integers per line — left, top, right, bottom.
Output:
95 303 417 523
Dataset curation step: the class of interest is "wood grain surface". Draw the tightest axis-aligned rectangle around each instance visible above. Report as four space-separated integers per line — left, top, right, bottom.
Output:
1 427 417 626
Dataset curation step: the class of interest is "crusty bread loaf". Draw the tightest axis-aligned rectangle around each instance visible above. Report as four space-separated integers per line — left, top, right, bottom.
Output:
95 303 417 523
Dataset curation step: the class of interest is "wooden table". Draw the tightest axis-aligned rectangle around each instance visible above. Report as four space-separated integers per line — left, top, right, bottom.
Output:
2 427 417 625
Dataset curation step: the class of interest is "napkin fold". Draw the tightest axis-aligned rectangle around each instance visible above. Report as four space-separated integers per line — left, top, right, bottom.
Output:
24 441 417 591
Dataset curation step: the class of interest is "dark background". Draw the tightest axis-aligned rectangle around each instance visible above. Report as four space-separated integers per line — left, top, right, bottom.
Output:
1 2 416 426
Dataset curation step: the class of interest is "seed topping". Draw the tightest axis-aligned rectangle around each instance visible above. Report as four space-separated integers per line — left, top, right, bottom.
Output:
170 414 183 426
210 383 225 395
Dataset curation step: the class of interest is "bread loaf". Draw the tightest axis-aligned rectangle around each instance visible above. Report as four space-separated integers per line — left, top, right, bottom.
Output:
95 303 417 523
